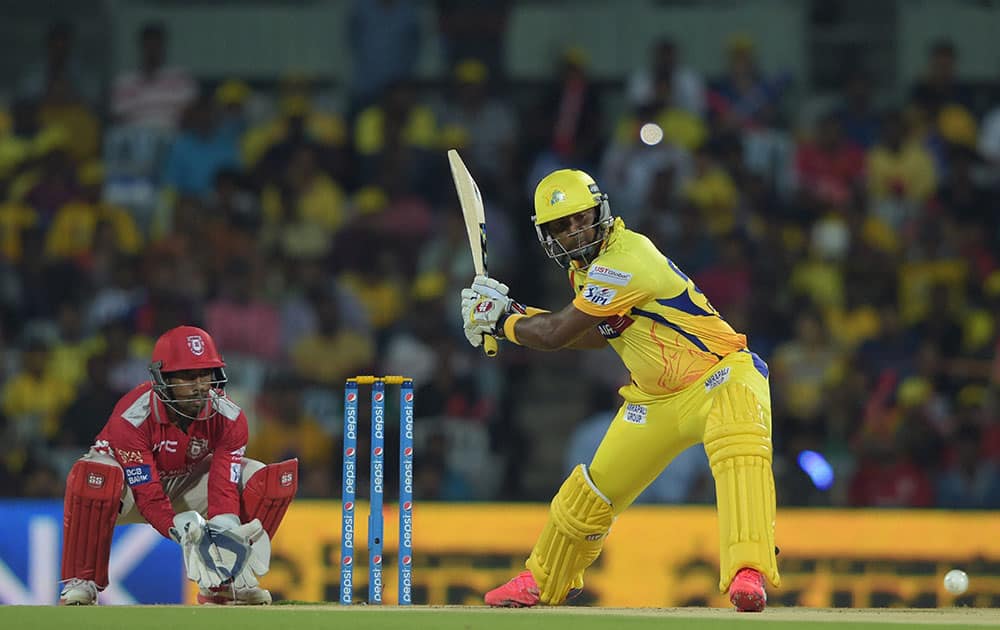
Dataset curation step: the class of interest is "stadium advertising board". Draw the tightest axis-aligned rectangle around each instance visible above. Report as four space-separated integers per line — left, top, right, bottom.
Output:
0 500 183 604
194 503 999 607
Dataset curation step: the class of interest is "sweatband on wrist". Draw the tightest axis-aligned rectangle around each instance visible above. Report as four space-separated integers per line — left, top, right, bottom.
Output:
525 306 550 317
503 314 526 345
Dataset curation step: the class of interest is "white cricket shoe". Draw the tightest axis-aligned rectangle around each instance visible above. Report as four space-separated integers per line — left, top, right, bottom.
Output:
59 578 98 605
198 583 272 605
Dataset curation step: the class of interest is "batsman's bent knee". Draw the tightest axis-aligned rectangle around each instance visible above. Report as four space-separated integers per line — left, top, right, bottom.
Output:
703 383 780 592
526 464 614 605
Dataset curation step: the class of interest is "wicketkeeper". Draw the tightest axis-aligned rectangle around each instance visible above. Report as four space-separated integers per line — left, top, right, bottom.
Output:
59 325 298 605
462 169 780 612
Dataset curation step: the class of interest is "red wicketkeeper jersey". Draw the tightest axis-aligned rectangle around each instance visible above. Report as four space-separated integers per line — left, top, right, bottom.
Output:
91 381 249 538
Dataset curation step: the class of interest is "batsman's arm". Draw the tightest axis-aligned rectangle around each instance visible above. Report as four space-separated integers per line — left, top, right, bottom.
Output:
500 303 606 351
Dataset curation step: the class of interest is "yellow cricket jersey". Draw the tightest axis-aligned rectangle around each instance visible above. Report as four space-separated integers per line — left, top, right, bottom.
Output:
570 218 754 396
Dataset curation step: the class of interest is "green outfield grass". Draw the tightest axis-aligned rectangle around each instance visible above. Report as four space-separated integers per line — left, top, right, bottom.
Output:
0 605 997 630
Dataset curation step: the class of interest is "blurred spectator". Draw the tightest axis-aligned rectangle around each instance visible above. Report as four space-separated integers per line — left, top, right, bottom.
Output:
599 114 693 228
977 92 1000 177
354 80 438 188
936 423 1000 509
203 259 282 362
681 143 739 237
834 70 882 150
771 309 844 426
626 38 706 118
707 34 789 131
848 436 935 507
58 352 119 449
437 59 518 198
111 22 198 131
1 336 74 447
260 145 348 260
44 161 143 265
435 1 511 82
86 255 146 331
100 319 150 394
161 95 240 199
289 287 375 385
247 77 349 182
866 110 937 227
544 48 604 168
23 133 80 225
793 111 866 211
413 429 475 501
46 300 101 391
347 0 423 115
909 39 973 118
17 21 100 107
248 373 333 498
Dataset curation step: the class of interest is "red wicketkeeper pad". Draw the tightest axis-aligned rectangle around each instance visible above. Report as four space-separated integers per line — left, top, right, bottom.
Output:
62 460 124 587
240 458 298 538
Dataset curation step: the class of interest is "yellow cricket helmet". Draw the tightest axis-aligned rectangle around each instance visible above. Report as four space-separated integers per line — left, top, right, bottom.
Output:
531 169 613 268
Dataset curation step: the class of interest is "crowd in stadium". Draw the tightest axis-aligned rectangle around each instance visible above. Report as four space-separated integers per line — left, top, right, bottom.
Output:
1 3 999 510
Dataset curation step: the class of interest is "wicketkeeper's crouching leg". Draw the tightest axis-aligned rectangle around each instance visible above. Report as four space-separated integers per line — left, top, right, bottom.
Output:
485 464 614 607
60 455 298 605
239 458 298 538
194 458 299 605
60 458 124 604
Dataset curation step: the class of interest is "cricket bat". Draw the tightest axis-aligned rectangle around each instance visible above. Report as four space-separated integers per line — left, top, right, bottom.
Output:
448 148 499 357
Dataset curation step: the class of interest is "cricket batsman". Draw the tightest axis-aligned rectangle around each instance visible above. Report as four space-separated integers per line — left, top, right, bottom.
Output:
461 169 779 612
59 325 298 605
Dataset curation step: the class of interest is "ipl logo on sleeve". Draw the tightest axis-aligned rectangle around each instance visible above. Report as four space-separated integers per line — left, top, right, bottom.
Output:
582 284 617 306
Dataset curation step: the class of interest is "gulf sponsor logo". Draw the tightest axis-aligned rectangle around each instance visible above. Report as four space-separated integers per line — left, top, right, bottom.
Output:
598 314 634 339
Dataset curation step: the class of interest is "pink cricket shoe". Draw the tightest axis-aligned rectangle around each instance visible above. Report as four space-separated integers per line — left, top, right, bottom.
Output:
484 570 540 607
728 567 767 612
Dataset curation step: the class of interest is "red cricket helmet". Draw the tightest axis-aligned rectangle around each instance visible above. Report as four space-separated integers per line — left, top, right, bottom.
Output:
149 326 228 415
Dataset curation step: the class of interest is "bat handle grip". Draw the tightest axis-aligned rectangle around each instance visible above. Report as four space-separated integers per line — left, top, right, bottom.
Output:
482 334 499 357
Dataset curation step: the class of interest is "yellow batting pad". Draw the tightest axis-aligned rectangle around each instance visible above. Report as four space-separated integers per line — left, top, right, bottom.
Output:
703 382 781 592
526 464 615 605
